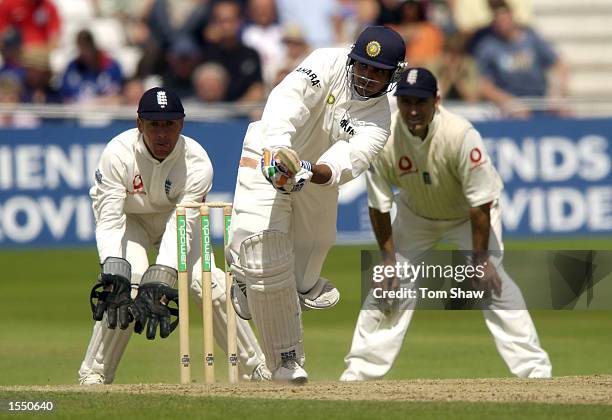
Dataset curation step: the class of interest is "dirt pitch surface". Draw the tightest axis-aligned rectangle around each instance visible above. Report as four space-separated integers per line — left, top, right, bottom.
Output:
2 375 611 405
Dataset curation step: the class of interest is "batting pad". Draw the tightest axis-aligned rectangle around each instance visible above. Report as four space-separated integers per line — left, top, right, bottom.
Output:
240 230 304 370
78 316 132 384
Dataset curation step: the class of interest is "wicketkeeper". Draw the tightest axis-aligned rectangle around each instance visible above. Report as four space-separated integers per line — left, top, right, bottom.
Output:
80 87 268 385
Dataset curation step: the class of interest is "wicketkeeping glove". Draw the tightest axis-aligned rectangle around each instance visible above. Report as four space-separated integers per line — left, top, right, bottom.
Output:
90 257 134 330
132 265 179 339
261 147 313 194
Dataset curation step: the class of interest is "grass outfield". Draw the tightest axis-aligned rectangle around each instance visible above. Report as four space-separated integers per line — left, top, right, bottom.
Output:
0 389 611 420
0 238 610 418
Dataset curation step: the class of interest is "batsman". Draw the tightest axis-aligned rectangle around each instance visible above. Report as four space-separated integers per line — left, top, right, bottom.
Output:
80 87 268 385
227 26 406 383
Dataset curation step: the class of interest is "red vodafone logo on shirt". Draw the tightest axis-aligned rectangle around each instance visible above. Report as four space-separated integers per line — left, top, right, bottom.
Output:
128 174 147 195
468 147 487 171
398 155 417 175
470 147 482 163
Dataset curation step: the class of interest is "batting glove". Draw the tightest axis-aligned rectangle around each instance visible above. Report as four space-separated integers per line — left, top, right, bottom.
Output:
261 147 313 194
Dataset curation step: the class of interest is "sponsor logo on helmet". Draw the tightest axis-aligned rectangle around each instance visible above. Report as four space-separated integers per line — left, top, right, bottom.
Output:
366 40 381 58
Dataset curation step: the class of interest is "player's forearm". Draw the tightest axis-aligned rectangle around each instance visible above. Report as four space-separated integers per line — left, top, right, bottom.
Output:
369 207 395 260
470 203 491 262
310 163 332 184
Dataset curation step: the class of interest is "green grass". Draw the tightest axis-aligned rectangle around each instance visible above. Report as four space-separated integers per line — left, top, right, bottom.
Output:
1 392 611 420
0 238 611 418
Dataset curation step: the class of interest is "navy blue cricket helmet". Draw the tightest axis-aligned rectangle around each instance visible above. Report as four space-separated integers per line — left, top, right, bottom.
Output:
347 26 406 98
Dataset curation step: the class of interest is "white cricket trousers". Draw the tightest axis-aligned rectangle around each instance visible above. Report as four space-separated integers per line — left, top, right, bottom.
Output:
341 202 552 380
79 213 264 383
228 164 338 294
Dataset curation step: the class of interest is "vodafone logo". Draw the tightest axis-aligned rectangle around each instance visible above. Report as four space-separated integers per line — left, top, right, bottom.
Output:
470 148 482 163
129 174 146 195
133 174 144 190
398 155 417 175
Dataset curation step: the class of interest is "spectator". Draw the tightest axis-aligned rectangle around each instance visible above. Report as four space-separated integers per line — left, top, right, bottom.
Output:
200 0 264 103
449 0 532 36
269 23 311 89
428 33 480 102
59 30 124 104
375 0 402 26
395 0 444 66
161 35 202 99
135 0 209 77
280 23 311 67
21 46 60 103
192 62 229 103
334 0 380 45
121 77 146 105
0 0 61 49
275 0 341 48
472 0 568 117
242 0 284 86
0 27 24 82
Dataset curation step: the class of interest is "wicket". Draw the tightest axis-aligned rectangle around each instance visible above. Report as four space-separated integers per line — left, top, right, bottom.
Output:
176 201 238 385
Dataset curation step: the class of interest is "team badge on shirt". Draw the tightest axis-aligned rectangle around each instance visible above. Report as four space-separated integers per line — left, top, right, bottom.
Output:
95 169 102 183
366 40 381 57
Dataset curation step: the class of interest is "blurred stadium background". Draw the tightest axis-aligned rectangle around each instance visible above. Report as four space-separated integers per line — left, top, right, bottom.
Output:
0 0 611 389
0 0 611 247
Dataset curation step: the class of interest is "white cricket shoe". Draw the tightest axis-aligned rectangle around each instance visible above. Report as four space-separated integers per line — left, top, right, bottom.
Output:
339 370 363 382
79 373 104 385
272 360 308 384
250 362 272 381
299 277 340 311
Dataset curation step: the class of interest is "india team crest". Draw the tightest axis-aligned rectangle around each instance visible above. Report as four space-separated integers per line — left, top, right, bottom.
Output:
366 40 381 57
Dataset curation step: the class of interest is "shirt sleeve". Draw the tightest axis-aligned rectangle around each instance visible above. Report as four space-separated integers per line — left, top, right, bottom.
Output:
531 30 558 69
316 100 391 187
259 49 331 148
456 128 502 207
366 158 394 213
473 39 496 82
92 146 127 262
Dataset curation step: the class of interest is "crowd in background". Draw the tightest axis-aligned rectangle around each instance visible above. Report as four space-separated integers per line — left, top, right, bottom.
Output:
0 0 569 121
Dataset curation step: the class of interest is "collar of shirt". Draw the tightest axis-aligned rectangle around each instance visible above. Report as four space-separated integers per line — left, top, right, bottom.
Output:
399 110 440 147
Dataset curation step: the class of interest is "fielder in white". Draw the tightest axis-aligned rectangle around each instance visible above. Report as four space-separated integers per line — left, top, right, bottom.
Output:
227 26 406 383
79 87 268 385
340 68 552 381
